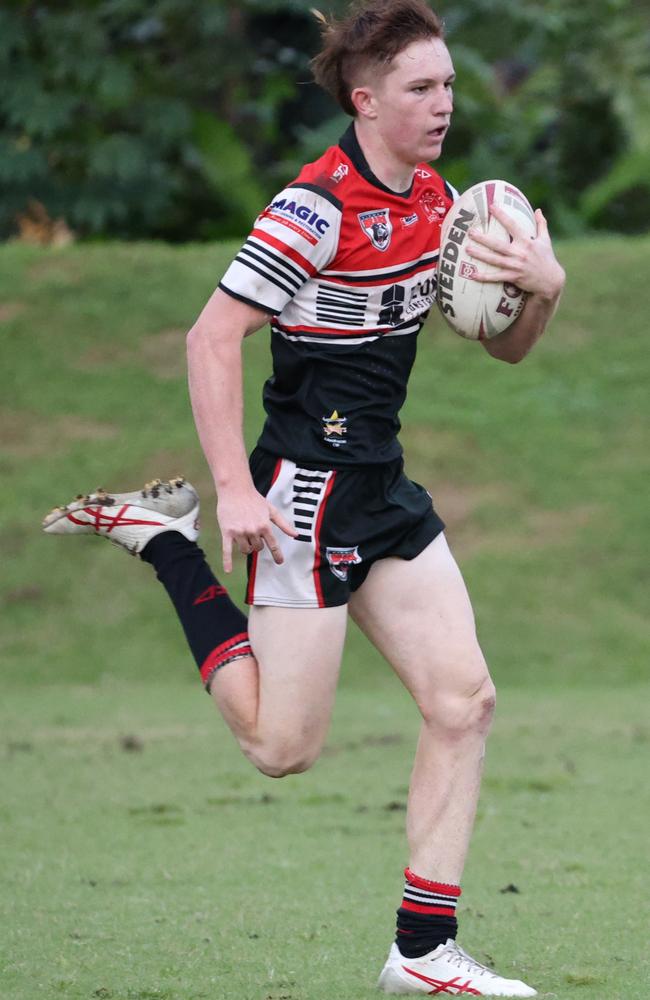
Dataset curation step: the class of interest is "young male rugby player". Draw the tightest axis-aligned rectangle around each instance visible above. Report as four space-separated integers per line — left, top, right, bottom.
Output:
44 1 565 994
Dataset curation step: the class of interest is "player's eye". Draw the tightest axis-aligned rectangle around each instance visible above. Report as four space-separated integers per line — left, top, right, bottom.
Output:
412 86 428 94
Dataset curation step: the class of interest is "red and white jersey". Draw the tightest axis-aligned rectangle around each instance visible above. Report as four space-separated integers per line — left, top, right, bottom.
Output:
220 124 457 465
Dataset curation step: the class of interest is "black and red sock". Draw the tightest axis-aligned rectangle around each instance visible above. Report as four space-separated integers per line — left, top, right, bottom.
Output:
395 867 461 957
141 531 252 690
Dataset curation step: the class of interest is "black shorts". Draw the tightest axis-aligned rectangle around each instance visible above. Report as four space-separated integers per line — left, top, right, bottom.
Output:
245 447 445 608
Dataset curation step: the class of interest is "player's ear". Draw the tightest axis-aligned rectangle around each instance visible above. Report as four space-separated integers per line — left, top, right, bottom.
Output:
351 85 378 120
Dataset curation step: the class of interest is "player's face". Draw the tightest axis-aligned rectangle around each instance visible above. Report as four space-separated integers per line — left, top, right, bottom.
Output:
372 37 455 164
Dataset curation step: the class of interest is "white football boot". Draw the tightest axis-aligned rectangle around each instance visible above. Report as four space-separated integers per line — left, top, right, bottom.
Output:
42 477 199 555
377 941 537 997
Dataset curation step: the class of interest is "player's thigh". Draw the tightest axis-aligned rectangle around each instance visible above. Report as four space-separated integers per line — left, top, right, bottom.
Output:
348 534 492 718
249 603 348 749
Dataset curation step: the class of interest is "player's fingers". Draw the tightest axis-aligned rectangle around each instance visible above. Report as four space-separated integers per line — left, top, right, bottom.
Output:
471 268 522 284
534 208 550 239
233 534 254 555
467 243 514 267
260 526 285 565
247 535 264 553
489 203 526 241
221 533 234 574
468 228 512 255
269 505 299 538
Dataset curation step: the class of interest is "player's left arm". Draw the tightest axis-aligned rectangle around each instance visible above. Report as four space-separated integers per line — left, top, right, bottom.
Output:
467 204 566 363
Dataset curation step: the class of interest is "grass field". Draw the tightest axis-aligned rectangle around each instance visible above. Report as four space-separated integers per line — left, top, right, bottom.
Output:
1 237 649 999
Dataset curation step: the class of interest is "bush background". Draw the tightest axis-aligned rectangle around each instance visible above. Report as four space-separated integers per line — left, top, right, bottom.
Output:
2 0 650 241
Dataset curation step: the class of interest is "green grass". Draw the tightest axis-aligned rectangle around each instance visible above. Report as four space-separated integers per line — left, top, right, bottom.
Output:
1 236 649 998
1 682 649 999
1 237 648 688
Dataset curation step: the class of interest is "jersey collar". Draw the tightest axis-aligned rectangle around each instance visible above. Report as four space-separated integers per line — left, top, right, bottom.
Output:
339 122 415 200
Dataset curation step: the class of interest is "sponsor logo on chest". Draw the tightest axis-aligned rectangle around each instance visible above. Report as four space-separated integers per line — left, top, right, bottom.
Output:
358 208 393 251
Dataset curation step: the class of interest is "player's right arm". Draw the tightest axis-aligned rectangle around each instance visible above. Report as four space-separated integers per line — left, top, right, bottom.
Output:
187 180 342 572
186 288 296 573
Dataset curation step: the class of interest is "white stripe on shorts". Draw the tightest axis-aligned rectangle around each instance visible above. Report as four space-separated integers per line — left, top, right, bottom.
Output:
248 459 335 608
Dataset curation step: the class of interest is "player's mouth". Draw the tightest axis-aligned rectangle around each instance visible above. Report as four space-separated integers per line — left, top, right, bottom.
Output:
427 125 448 141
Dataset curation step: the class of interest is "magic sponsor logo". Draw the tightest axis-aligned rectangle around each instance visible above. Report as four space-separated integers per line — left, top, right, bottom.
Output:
261 197 331 246
326 546 362 582
401 213 419 228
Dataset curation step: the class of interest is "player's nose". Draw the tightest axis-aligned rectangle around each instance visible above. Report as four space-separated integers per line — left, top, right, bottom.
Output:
435 86 453 116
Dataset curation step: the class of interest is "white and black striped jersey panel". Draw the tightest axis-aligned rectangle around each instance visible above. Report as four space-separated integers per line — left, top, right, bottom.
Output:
315 284 368 326
235 235 310 300
278 249 440 336
219 184 342 315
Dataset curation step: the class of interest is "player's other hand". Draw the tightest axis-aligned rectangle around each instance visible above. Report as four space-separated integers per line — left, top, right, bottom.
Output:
216 486 298 574
467 205 565 301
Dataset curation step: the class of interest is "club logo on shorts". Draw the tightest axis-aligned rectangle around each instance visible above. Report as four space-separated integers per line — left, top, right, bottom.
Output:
322 409 347 447
326 546 362 582
358 208 392 251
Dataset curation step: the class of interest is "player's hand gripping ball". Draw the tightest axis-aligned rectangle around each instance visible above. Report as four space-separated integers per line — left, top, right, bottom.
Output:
437 179 537 340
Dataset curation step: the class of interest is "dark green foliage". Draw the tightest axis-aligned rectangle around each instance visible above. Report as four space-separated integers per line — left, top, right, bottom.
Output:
0 1 322 240
0 0 648 239
440 0 650 234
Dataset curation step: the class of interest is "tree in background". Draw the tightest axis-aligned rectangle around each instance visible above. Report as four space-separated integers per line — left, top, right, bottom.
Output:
440 0 650 234
0 0 648 241
0 0 324 240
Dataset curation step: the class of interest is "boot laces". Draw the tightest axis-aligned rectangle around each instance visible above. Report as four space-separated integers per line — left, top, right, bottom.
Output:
444 941 498 979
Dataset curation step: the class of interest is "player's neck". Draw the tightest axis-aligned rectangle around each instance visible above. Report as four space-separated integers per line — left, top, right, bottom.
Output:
353 120 416 194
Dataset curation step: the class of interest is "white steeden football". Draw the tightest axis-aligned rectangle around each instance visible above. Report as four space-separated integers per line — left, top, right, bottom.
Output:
437 179 537 340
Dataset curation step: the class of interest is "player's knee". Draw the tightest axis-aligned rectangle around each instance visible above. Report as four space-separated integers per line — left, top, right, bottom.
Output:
421 675 496 739
249 741 320 779
473 679 497 731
